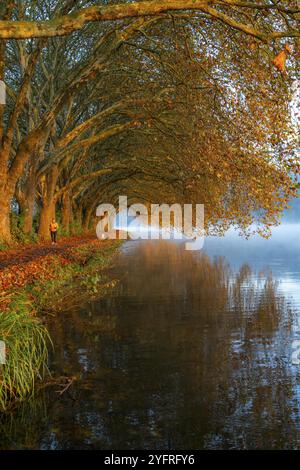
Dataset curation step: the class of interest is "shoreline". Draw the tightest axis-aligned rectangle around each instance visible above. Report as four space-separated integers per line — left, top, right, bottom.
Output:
0 238 121 412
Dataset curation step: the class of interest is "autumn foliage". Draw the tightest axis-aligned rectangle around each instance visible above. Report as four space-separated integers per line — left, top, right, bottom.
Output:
0 1 298 244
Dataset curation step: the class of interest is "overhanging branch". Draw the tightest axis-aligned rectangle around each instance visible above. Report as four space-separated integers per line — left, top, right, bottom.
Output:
0 1 298 41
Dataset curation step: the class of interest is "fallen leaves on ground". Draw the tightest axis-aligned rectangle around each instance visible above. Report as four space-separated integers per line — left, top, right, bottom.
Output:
0 236 111 295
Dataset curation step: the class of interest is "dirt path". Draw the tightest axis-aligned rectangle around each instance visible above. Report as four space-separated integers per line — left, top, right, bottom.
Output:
0 235 95 270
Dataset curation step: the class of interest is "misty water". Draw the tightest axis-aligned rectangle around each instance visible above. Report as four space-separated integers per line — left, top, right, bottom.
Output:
2 223 300 450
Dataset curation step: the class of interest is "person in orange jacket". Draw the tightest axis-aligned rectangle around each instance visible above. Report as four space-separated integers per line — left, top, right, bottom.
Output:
49 218 59 245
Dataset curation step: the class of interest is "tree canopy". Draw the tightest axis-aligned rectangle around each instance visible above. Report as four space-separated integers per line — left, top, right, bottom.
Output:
0 0 299 242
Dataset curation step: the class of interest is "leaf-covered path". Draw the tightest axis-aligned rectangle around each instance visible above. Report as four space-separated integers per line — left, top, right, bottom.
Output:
0 235 95 270
0 235 101 292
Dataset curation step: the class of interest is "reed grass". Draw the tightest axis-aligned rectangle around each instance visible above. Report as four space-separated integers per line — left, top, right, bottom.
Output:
0 294 50 411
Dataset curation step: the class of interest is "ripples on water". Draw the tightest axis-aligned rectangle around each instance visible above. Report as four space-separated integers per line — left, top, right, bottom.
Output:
1 224 300 450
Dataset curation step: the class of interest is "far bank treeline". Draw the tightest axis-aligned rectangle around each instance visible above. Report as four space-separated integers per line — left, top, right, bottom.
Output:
0 0 299 244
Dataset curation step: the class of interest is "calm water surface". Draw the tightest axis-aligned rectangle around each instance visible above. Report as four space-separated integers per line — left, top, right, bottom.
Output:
2 224 300 450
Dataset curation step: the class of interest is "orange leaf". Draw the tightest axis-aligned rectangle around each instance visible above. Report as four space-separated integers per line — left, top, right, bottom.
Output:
273 50 287 72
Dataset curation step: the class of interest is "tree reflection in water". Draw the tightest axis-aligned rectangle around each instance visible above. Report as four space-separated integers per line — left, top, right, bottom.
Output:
1 241 299 450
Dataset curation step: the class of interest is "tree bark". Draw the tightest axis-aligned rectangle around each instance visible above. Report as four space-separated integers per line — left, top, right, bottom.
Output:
76 206 82 227
17 167 37 235
23 189 35 234
38 165 59 241
72 203 83 233
38 198 56 241
0 194 12 243
18 196 35 234
0 1 295 41
82 205 94 232
61 191 71 233
0 161 14 243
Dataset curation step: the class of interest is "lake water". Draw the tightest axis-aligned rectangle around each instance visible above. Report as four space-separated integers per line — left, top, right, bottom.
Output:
2 224 300 450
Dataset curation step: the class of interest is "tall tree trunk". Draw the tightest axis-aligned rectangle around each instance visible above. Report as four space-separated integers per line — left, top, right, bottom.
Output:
38 165 58 241
16 168 36 235
24 205 34 234
61 191 71 233
0 131 44 242
38 197 56 241
82 205 94 232
0 165 15 243
0 194 12 243
72 203 83 233
23 190 35 234
0 156 11 242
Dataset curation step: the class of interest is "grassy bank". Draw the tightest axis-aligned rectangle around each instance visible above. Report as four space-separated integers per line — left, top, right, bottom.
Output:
0 240 121 411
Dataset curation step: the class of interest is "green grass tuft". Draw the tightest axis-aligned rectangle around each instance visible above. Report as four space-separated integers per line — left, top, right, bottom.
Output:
0 294 50 411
